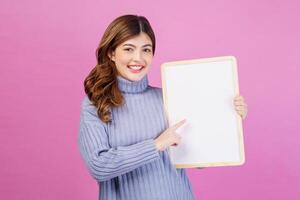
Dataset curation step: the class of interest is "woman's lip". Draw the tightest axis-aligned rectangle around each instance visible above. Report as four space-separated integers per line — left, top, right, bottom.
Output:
127 65 145 67
127 66 144 73
127 66 145 68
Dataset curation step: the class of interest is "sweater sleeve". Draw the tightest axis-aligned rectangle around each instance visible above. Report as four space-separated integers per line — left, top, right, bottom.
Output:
77 97 160 182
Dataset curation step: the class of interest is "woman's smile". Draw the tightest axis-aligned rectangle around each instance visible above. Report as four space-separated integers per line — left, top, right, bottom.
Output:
127 64 145 73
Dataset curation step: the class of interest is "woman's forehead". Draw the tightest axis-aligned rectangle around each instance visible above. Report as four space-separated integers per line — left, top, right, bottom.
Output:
120 33 152 47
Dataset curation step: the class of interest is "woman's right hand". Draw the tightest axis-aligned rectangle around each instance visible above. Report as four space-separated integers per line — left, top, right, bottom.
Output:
154 119 187 152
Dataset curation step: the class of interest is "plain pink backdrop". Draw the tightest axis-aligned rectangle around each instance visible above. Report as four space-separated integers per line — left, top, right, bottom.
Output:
1 0 299 199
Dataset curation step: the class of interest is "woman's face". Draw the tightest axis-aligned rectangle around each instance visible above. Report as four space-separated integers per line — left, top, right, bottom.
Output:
110 32 154 82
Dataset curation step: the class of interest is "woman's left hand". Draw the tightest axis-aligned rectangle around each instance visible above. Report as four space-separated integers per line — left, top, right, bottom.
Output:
234 95 248 120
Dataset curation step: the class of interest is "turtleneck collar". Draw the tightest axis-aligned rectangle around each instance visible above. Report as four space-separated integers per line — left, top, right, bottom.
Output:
116 75 149 93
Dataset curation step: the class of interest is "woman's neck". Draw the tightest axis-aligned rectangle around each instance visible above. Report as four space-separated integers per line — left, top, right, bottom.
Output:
116 75 149 93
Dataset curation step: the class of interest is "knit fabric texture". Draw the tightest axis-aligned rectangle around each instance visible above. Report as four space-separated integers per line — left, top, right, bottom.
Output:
78 74 195 200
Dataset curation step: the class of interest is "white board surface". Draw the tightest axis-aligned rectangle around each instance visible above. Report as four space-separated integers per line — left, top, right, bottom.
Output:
161 56 245 168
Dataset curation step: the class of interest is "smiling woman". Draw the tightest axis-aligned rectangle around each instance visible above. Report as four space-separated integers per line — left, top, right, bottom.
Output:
78 15 197 200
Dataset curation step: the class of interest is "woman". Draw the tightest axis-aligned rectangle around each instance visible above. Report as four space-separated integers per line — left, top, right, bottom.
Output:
78 14 248 200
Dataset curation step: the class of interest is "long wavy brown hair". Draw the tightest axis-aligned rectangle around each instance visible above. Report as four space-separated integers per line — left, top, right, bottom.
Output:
84 15 156 123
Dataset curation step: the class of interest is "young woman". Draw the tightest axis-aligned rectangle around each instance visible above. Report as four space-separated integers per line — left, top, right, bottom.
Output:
78 14 248 200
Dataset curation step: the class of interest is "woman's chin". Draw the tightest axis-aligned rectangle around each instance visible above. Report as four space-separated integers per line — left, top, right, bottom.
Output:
128 74 145 82
125 71 147 82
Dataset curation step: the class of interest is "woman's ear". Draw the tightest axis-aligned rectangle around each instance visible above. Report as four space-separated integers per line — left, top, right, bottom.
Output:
108 51 115 62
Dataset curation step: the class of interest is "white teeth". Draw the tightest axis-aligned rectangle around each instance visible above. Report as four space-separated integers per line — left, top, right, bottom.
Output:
128 65 143 70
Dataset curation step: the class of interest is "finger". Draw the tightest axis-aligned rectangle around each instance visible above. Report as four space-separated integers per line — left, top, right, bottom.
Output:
236 109 247 115
234 101 246 106
237 110 244 115
235 105 246 110
234 96 244 101
237 111 247 118
174 133 182 139
236 104 248 108
236 110 246 118
235 104 247 109
234 98 244 103
240 113 246 119
234 98 247 103
235 106 246 110
172 119 187 130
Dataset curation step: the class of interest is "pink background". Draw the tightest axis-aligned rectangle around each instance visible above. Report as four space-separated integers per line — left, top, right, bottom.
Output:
1 0 299 199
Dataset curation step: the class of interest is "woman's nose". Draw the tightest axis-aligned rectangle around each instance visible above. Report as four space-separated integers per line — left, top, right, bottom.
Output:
132 51 142 61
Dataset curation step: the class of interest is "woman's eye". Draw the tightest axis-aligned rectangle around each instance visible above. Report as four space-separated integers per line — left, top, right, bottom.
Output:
144 49 152 53
124 48 133 52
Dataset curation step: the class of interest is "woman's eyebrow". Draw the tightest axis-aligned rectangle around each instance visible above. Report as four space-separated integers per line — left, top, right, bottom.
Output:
123 44 152 48
143 44 152 48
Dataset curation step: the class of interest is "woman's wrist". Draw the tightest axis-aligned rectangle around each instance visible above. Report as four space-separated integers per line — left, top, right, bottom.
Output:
154 140 162 152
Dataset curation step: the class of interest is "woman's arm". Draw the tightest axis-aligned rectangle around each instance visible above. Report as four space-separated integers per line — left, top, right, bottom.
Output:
78 98 160 182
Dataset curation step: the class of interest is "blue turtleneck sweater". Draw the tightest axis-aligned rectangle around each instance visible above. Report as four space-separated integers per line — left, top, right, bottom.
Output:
78 75 195 200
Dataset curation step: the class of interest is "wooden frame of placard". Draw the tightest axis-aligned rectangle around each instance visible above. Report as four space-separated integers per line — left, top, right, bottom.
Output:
161 56 245 168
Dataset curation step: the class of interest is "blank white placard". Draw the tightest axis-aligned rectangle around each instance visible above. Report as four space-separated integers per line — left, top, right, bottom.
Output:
161 56 245 168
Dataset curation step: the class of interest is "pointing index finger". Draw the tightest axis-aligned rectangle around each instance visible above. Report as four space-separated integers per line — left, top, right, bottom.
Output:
172 119 187 130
